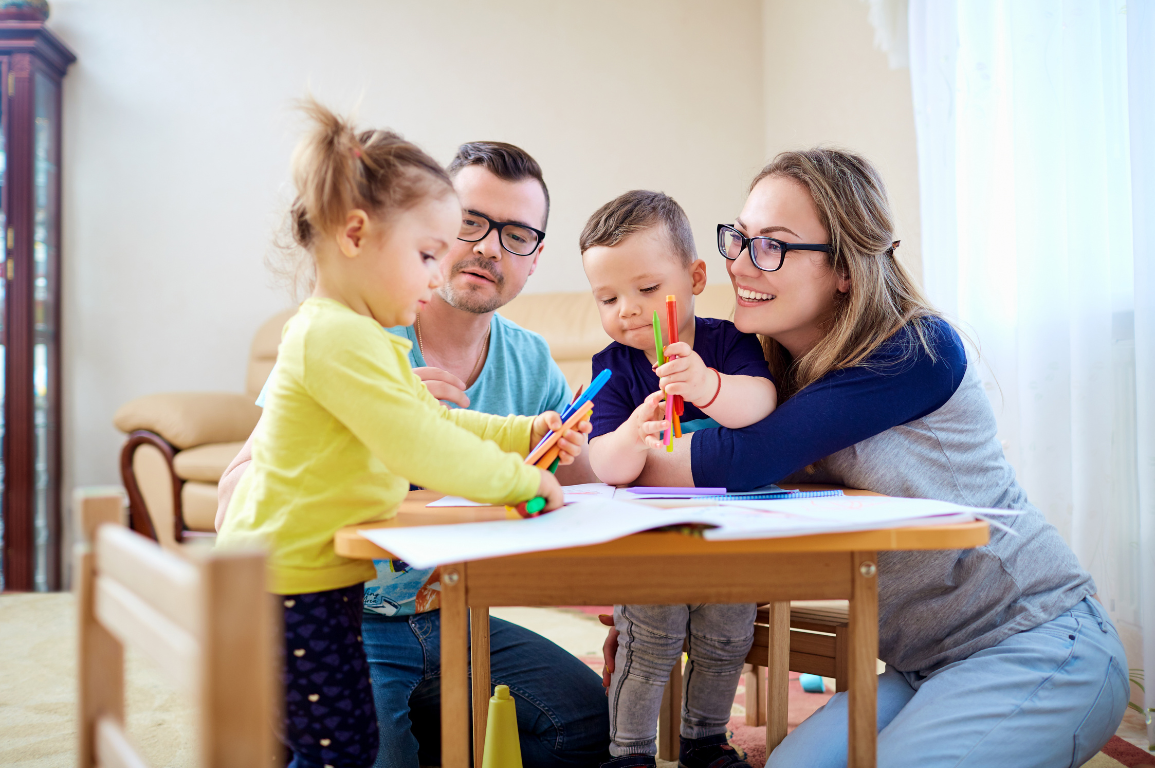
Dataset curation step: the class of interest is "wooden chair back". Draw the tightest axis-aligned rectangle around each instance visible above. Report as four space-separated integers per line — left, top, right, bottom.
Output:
74 488 277 768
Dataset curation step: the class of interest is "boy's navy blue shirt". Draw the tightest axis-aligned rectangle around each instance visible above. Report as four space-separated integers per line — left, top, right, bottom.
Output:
589 316 772 441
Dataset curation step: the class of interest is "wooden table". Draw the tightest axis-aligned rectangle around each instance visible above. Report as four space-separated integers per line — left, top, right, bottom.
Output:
335 489 989 768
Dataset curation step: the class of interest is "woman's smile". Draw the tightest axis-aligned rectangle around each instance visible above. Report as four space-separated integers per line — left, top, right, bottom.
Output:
736 286 775 304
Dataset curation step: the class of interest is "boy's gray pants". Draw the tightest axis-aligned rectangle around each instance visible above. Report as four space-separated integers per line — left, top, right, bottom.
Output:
608 603 757 757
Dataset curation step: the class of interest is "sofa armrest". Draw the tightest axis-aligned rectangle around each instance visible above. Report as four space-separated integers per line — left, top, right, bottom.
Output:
113 392 262 450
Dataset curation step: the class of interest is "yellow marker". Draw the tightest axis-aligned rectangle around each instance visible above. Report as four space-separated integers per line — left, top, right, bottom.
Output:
482 684 523 768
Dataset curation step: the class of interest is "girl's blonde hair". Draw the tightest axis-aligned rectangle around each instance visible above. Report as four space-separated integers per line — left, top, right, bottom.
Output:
271 98 454 295
752 148 940 399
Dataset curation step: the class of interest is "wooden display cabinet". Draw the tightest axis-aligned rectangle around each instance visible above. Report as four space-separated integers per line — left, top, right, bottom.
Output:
0 17 74 590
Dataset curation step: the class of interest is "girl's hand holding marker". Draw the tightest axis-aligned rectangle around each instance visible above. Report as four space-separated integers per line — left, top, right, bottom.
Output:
529 410 590 469
511 370 612 517
524 410 590 515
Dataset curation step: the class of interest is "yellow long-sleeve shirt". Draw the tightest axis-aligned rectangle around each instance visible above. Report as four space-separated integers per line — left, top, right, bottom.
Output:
216 298 542 594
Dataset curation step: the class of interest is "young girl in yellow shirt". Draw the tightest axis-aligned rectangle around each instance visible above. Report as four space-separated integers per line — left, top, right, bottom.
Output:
216 101 578 768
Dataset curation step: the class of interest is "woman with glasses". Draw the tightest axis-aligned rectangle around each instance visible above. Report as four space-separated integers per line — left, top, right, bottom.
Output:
619 149 1128 767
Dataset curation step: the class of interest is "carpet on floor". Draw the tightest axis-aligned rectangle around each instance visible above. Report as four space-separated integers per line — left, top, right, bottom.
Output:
2 593 1147 767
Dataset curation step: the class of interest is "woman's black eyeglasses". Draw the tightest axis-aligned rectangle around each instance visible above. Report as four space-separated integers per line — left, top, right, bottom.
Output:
716 224 832 273
458 210 546 257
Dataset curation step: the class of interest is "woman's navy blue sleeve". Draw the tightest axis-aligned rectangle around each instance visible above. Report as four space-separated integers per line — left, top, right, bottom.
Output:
690 319 968 490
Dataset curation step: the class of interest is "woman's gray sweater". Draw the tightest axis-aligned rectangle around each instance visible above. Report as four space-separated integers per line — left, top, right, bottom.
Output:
693 319 1095 674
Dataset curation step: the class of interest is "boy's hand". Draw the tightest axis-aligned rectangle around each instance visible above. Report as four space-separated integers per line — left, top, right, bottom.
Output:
624 391 666 450
655 342 713 406
535 468 565 511
530 411 591 466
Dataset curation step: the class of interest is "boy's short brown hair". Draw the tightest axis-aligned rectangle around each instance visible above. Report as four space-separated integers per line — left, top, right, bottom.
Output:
579 190 697 265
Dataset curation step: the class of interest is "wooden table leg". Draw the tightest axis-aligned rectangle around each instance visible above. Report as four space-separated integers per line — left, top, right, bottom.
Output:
471 607 491 768
765 602 790 756
848 552 879 768
441 564 470 768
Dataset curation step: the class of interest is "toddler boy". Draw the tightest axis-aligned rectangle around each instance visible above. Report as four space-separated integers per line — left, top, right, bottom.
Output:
580 190 776 768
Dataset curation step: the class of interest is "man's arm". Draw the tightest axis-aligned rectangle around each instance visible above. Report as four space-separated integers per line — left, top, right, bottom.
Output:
215 423 257 531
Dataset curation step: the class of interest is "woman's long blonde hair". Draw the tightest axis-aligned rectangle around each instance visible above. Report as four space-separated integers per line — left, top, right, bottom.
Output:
753 149 940 400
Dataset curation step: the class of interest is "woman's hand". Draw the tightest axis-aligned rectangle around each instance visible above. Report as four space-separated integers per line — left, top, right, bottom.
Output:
535 468 565 511
599 613 619 691
530 411 592 466
414 367 470 409
655 342 713 406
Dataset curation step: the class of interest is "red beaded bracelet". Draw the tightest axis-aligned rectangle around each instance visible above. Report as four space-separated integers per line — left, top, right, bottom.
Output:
697 367 722 408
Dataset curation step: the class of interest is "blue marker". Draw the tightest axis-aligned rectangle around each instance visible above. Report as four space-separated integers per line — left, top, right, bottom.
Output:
530 369 613 459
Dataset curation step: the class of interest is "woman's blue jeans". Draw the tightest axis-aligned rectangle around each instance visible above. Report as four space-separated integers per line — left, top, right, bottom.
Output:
362 610 610 768
767 597 1129 768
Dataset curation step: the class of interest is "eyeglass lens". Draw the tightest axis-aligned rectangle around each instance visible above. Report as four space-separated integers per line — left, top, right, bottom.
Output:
719 228 783 270
459 212 541 256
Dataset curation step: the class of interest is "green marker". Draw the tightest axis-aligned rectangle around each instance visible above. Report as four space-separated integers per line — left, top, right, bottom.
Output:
525 497 547 515
548 456 561 473
652 310 665 366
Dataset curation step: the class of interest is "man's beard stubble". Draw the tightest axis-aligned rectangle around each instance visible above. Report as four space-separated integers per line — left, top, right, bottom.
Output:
438 256 507 314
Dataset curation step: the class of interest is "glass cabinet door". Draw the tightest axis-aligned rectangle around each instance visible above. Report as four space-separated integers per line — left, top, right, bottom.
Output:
0 61 5 588
32 70 58 590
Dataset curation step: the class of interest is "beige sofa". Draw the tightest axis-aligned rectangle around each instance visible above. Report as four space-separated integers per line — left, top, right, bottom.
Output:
114 285 736 548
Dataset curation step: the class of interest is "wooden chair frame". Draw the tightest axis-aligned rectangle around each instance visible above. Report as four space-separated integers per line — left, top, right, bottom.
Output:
74 488 277 768
657 601 850 760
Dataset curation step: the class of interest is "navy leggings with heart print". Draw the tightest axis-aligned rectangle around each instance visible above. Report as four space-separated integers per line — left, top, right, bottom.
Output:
281 584 378 768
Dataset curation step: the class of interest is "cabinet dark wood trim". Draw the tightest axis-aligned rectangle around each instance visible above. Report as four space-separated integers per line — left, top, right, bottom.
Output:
0 20 74 591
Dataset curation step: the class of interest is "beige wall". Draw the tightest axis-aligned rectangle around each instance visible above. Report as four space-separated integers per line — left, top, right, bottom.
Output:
52 0 920 499
761 0 923 286
53 0 765 494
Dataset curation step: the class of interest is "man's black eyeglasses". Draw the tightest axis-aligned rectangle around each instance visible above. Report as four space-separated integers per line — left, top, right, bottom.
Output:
716 224 832 273
459 210 546 257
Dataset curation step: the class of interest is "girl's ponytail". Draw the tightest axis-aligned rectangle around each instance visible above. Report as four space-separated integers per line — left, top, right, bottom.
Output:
288 97 453 250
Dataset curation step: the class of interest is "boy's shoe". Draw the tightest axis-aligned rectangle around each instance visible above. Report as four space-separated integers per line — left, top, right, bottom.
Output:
678 733 752 768
599 755 657 768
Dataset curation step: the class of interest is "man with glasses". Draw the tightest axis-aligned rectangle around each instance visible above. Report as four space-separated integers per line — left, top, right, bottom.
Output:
365 142 605 768
218 142 608 768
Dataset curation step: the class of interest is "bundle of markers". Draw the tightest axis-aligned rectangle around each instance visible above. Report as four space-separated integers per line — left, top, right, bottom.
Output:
508 368 612 518
652 295 683 452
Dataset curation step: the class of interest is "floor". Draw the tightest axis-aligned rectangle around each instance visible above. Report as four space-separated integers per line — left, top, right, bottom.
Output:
1 594 1150 766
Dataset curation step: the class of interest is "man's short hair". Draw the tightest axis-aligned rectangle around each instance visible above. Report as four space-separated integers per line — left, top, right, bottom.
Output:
579 190 697 266
448 142 550 229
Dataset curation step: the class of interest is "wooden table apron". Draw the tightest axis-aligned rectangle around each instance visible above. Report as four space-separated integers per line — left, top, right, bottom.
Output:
334 490 989 768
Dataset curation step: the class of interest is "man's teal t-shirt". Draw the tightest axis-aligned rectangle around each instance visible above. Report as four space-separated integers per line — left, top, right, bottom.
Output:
257 312 572 617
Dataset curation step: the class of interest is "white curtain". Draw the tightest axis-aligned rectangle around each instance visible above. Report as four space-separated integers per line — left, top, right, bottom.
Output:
909 0 1154 746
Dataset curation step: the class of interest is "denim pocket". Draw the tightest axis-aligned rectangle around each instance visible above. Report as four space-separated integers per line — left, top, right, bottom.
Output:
1024 612 1080 644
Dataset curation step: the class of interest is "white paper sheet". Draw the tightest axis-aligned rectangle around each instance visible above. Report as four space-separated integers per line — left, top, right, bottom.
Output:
559 483 619 503
424 496 487 507
359 499 716 568
702 495 1017 541
425 483 619 508
366 495 1007 566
